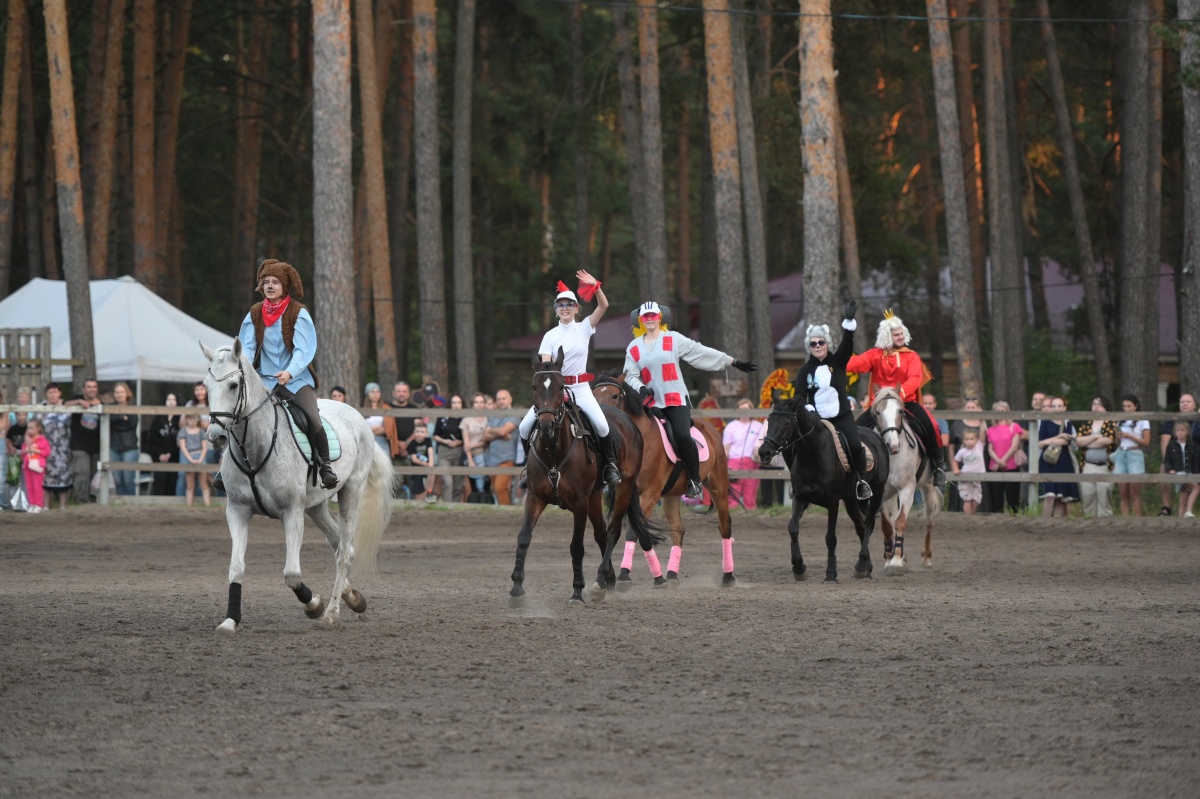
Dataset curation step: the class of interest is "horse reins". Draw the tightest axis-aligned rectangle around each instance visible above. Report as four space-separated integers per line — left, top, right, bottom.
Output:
207 359 283 518
872 394 918 449
529 369 593 503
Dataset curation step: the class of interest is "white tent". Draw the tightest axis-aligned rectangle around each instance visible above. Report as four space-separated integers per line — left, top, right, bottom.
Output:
0 276 233 385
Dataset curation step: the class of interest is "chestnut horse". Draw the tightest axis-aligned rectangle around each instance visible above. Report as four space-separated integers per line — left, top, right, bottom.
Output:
509 350 663 603
592 374 736 586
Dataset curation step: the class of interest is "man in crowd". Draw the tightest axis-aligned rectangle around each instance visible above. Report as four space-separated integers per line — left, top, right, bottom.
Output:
386 381 418 465
482 389 519 505
1158 392 1200 516
65 378 102 504
1019 390 1046 507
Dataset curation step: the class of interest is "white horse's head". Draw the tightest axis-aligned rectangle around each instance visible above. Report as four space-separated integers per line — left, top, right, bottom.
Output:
871 387 906 455
200 339 253 447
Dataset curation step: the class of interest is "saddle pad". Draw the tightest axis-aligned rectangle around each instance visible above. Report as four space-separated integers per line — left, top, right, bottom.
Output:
820 419 874 473
288 416 342 464
656 418 711 465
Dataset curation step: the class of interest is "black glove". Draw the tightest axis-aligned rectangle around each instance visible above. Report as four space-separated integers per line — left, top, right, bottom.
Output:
843 299 857 320
638 386 655 407
732 359 757 373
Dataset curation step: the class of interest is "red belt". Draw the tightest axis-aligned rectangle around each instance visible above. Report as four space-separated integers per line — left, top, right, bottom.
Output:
562 373 594 385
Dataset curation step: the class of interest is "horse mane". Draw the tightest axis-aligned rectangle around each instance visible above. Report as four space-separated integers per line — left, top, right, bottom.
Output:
595 370 646 418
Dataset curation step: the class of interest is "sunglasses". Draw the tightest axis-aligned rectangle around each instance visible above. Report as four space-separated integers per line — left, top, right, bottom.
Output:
640 313 660 321
808 340 827 348
555 301 577 310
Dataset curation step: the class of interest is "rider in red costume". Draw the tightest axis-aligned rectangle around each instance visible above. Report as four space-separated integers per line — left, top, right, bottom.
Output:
847 310 947 487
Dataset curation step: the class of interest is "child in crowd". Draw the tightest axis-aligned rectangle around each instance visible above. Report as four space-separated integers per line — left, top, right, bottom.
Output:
954 426 986 514
21 418 50 513
1164 421 1200 518
408 424 435 502
178 414 212 508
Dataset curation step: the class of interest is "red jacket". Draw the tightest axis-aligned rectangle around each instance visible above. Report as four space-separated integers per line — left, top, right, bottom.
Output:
846 347 930 406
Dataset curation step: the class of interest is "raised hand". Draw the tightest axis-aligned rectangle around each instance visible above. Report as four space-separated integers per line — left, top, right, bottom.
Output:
843 299 857 320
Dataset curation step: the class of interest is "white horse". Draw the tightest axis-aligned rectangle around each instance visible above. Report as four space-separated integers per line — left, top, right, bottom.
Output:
202 339 394 633
870 387 942 575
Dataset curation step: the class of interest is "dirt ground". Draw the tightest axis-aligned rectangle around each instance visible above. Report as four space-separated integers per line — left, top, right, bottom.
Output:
0 501 1197 798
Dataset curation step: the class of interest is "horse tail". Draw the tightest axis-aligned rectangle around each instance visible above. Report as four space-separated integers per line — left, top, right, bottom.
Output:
923 474 944 518
626 479 667 549
349 442 397 583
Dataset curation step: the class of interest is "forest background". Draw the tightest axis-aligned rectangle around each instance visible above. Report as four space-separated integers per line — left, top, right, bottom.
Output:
2 0 1199 411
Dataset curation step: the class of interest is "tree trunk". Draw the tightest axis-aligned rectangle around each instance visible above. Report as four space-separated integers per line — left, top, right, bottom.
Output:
1147 0 1164 386
637 1 669 302
982 0 1025 405
731 8 774 374
452 0 478 397
41 126 59 279
833 91 867 355
132 0 156 286
19 30 42 281
80 0 110 222
413 0 448 389
0 0 26 299
928 0 984 401
950 0 987 322
231 0 272 311
154 0 192 301
1036 0 1113 398
675 47 692 306
312 0 360 400
44 0 96 391
391 0 414 380
1117 1 1155 405
356 0 398 386
88 0 127 281
570 0 590 275
911 79 945 386
798 0 839 338
613 5 650 299
1181 0 1200 393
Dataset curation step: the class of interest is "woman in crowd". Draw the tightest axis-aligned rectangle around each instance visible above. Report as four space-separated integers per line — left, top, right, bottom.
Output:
363 382 390 456
461 393 490 500
1038 395 1078 517
108 382 140 496
144 392 182 497
985 400 1024 514
430 395 465 502
1074 395 1117 518
723 397 766 509
181 381 214 497
1114 393 1151 516
39 383 74 509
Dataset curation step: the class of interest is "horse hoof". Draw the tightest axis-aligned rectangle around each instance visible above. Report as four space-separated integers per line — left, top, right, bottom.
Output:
854 569 871 579
823 575 838 584
569 595 585 605
215 618 237 635
922 556 932 568
721 572 736 587
304 595 326 619
793 570 808 582
652 575 667 588
617 568 632 582
883 557 907 576
666 570 679 581
342 588 367 614
590 583 607 600
510 584 525 599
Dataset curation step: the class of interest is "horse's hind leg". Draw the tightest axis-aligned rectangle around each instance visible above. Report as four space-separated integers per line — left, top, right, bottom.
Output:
216 502 253 634
307 503 367 615
922 506 934 568
663 497 685 583
569 507 588 604
846 500 873 579
823 504 839 583
789 492 808 581
281 507 327 620
589 491 615 596
709 486 735 587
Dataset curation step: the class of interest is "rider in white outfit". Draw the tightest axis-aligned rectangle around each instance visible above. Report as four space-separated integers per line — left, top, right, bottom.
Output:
518 271 621 485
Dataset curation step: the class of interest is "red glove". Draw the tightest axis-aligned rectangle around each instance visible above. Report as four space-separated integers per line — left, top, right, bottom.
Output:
577 279 601 302
638 386 655 407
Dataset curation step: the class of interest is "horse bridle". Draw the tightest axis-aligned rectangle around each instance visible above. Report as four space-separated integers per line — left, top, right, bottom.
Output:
760 402 817 460
528 368 590 501
872 392 915 446
206 357 283 517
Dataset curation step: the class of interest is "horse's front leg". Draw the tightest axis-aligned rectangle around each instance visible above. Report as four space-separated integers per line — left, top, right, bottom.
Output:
569 506 588 604
824 502 839 583
280 507 326 621
510 492 548 599
216 502 253 634
590 490 615 596
884 491 911 576
922 505 934 568
845 498 873 579
788 484 808 581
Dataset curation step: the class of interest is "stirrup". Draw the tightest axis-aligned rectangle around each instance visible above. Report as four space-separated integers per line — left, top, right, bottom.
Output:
319 464 338 490
212 471 225 492
518 467 528 490
603 462 621 485
856 479 873 501
686 479 703 499
932 466 947 488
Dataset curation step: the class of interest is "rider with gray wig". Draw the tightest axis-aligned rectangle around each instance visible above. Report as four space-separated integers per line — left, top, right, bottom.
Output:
796 300 873 501
214 259 337 491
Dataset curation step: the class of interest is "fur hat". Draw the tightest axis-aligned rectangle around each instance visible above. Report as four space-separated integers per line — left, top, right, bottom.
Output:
255 259 304 299
875 309 911 350
805 324 832 346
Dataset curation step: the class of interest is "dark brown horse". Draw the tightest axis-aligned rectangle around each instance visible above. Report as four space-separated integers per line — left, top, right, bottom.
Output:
509 350 663 603
592 373 736 587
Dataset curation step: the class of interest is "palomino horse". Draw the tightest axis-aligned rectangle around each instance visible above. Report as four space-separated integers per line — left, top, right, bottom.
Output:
509 349 663 603
202 340 394 632
592 374 736 586
869 387 942 574
758 392 890 582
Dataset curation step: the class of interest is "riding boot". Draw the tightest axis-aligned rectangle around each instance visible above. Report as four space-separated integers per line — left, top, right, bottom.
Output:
518 435 531 489
682 441 703 498
311 429 338 490
599 433 622 485
851 447 873 501
930 447 948 488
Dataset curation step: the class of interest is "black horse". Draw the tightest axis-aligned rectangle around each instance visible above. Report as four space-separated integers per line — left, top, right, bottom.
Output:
510 348 664 603
758 391 890 583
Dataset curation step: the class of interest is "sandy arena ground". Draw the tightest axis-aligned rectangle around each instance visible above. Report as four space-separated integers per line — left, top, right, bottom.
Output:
0 501 1197 797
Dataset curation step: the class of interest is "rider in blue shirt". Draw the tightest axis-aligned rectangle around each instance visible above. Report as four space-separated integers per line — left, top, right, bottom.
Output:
214 259 338 490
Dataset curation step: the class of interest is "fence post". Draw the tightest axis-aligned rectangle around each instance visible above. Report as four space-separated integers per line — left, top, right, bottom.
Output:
98 411 111 506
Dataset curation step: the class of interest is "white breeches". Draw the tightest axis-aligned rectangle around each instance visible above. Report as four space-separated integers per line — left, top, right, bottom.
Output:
519 383 611 440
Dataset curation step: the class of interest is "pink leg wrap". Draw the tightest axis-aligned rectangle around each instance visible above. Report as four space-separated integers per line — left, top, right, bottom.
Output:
644 548 663 578
722 537 735 573
667 545 683 574
621 540 636 571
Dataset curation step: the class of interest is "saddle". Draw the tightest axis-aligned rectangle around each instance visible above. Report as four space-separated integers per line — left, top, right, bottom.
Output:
820 420 875 474
281 401 342 465
652 416 711 465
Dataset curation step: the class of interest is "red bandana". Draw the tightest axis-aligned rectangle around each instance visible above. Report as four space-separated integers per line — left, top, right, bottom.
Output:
262 296 290 328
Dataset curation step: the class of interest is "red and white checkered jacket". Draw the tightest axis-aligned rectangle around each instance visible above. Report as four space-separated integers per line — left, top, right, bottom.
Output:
623 332 732 408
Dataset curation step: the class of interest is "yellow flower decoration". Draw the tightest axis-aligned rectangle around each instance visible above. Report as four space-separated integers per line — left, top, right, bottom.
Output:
759 368 795 409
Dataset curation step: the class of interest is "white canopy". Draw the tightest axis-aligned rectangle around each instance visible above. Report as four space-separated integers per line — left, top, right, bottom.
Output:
0 276 234 383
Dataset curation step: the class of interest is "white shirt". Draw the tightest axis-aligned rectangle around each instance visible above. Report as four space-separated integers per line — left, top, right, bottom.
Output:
812 365 840 419
538 318 595 377
1118 419 1149 450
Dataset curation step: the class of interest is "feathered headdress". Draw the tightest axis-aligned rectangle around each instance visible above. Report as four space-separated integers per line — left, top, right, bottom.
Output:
760 368 795 409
